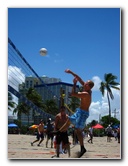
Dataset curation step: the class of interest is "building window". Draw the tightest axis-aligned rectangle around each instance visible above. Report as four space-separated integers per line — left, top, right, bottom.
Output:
30 80 33 87
26 81 29 88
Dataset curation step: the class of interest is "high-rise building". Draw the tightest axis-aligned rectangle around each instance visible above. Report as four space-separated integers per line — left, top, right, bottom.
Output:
23 75 61 89
18 76 79 125
34 81 78 106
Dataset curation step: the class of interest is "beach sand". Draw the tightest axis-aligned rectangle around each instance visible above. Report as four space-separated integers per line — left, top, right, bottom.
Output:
8 134 121 159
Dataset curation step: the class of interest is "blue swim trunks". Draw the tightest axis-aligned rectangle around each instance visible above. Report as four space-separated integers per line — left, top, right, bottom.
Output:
69 108 89 130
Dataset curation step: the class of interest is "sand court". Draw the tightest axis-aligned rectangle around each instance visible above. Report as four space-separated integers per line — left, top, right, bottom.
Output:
8 134 121 159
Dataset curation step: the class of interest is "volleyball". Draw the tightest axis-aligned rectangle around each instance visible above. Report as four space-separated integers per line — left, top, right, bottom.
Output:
39 48 47 56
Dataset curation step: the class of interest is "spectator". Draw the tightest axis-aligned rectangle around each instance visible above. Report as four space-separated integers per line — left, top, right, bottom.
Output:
88 126 93 144
117 127 120 143
106 124 112 142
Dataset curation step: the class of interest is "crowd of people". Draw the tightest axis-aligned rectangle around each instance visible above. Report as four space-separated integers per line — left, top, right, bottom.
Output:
105 124 120 143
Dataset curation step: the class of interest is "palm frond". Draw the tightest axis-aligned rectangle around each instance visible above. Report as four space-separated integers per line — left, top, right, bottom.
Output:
109 81 120 86
104 73 117 84
111 86 120 90
99 82 105 96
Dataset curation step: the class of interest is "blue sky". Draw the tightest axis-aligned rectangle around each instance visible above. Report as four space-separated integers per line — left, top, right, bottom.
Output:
8 8 120 122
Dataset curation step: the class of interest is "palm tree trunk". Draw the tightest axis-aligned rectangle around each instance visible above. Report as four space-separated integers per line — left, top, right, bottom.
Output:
107 91 111 124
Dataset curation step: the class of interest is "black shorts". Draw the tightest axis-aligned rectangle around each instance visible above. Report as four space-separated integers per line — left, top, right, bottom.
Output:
36 133 44 140
56 131 69 145
89 133 93 138
47 132 54 140
107 132 112 137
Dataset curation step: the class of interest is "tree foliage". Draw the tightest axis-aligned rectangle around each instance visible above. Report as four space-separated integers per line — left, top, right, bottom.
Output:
99 73 120 123
100 115 120 128
13 88 58 125
44 99 58 116
68 97 80 113
8 92 16 110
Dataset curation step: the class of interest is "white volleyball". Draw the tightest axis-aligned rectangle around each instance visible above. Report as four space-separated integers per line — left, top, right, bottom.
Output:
39 48 47 56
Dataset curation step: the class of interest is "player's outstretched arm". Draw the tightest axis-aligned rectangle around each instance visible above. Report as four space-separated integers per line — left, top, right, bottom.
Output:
65 69 84 86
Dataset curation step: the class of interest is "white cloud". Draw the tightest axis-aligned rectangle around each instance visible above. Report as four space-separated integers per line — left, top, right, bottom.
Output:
87 80 121 123
92 76 102 91
8 66 25 91
8 66 25 116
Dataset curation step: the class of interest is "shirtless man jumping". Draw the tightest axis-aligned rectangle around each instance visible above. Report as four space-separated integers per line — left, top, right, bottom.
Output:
53 69 94 158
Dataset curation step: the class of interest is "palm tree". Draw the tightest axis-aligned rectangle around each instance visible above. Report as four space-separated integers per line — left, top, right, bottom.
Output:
13 102 30 125
8 92 16 110
13 88 45 125
44 99 58 116
68 97 80 113
99 73 120 124
26 88 45 109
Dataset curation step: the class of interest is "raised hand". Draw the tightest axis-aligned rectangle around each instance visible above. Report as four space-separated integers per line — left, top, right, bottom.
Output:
65 69 71 73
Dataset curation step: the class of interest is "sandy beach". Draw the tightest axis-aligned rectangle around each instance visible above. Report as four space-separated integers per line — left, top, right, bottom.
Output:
8 134 121 159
